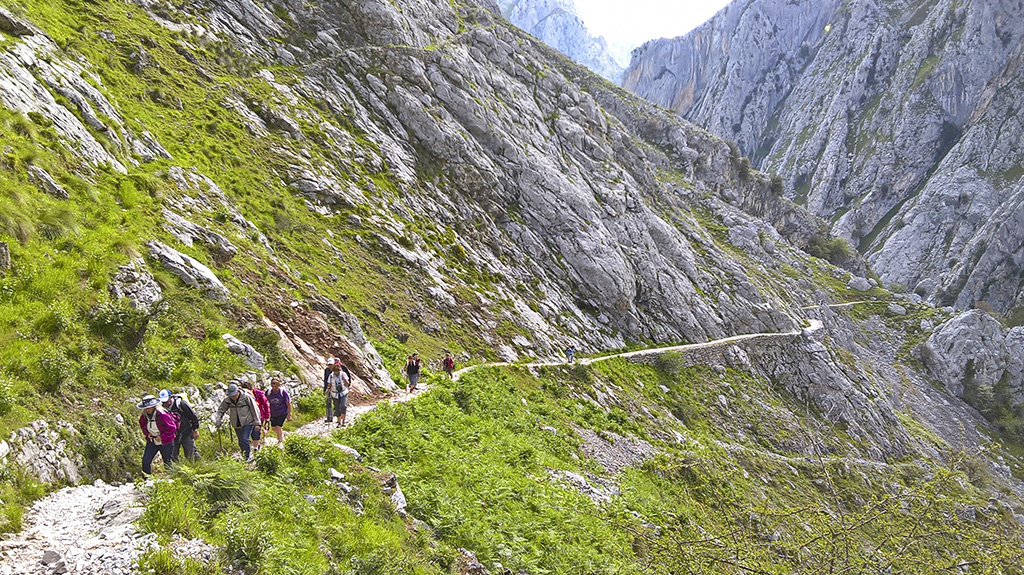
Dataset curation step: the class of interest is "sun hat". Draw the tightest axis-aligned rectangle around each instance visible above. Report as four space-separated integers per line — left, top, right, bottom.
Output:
226 383 240 397
137 395 159 409
158 389 171 403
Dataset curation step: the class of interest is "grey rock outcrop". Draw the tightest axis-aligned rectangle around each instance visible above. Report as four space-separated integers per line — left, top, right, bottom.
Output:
918 309 1024 399
496 0 624 82
0 241 9 271
6 421 82 484
26 165 68 199
146 241 229 301
162 209 238 263
108 260 162 312
0 6 35 36
221 334 266 369
624 0 1024 313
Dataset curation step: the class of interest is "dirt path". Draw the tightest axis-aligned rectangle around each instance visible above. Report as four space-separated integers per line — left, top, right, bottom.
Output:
0 317 826 572
451 319 823 381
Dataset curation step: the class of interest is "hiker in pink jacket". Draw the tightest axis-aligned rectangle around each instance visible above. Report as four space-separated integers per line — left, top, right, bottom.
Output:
137 394 179 476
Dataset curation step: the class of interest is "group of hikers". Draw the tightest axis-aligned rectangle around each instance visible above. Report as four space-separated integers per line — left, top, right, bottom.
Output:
136 351 462 475
136 375 293 474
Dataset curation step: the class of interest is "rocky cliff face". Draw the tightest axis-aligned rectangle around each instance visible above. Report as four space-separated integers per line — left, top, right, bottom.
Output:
496 0 624 82
624 0 1024 314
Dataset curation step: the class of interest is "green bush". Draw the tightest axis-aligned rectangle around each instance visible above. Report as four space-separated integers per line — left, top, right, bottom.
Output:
38 347 75 393
0 373 16 415
136 548 222 575
139 480 208 538
88 299 150 350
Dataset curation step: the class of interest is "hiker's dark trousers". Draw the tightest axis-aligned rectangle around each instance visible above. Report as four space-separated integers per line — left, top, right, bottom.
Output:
234 425 254 460
142 442 174 475
173 434 198 462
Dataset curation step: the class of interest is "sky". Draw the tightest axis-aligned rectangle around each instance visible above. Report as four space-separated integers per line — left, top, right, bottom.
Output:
572 0 733 64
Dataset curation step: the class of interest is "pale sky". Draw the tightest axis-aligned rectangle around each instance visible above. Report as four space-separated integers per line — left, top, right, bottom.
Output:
573 0 733 64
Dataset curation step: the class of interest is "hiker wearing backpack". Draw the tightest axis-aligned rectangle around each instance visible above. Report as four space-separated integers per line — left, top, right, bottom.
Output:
159 389 200 462
405 353 422 392
324 360 351 428
214 383 261 460
442 352 455 379
241 380 271 452
266 376 293 445
323 357 336 423
137 394 179 476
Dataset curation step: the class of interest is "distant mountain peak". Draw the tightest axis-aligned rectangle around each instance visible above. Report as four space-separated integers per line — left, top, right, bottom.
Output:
497 0 625 82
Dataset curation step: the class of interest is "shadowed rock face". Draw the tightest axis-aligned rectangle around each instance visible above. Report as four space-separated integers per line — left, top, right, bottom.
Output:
624 0 1024 313
495 0 624 82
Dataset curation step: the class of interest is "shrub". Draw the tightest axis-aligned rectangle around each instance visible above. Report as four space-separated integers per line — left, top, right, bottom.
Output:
136 548 222 575
769 174 784 196
38 347 76 393
805 234 853 265
139 480 208 537
88 299 150 350
0 373 16 415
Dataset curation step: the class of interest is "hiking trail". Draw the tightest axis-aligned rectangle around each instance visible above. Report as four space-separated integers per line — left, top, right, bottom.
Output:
0 318 824 573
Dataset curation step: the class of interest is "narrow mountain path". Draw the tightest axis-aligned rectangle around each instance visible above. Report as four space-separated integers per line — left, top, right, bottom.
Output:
1 317 826 572
452 319 823 381
0 481 152 575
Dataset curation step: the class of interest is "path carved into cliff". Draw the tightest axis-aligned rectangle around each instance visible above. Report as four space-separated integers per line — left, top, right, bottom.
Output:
0 318 824 573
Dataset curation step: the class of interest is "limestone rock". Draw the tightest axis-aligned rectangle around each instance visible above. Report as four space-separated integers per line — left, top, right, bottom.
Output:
163 209 237 262
0 241 9 271
624 0 1024 313
333 444 362 460
221 334 266 369
108 260 162 312
496 0 624 82
919 309 1024 399
847 277 872 292
0 7 34 36
146 241 229 301
27 165 69 199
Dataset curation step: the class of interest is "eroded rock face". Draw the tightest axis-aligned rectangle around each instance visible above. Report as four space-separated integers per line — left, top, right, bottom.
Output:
919 309 1024 399
146 241 229 301
108 260 162 312
624 0 1024 313
496 0 624 82
6 421 82 485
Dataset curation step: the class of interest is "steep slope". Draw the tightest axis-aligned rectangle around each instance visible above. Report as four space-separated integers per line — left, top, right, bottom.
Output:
624 0 1024 313
1 0 1024 572
496 0 624 82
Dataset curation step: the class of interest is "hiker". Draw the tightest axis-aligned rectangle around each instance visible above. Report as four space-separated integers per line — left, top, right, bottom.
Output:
137 394 178 476
266 376 292 444
442 352 455 379
324 360 351 427
405 353 421 392
565 345 576 363
214 383 261 460
241 380 271 452
159 389 200 462
323 357 336 423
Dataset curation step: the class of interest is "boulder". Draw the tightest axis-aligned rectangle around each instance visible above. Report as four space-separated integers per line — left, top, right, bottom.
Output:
221 334 266 369
847 277 872 292
108 260 162 312
27 165 69 199
146 241 229 300
162 209 237 262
